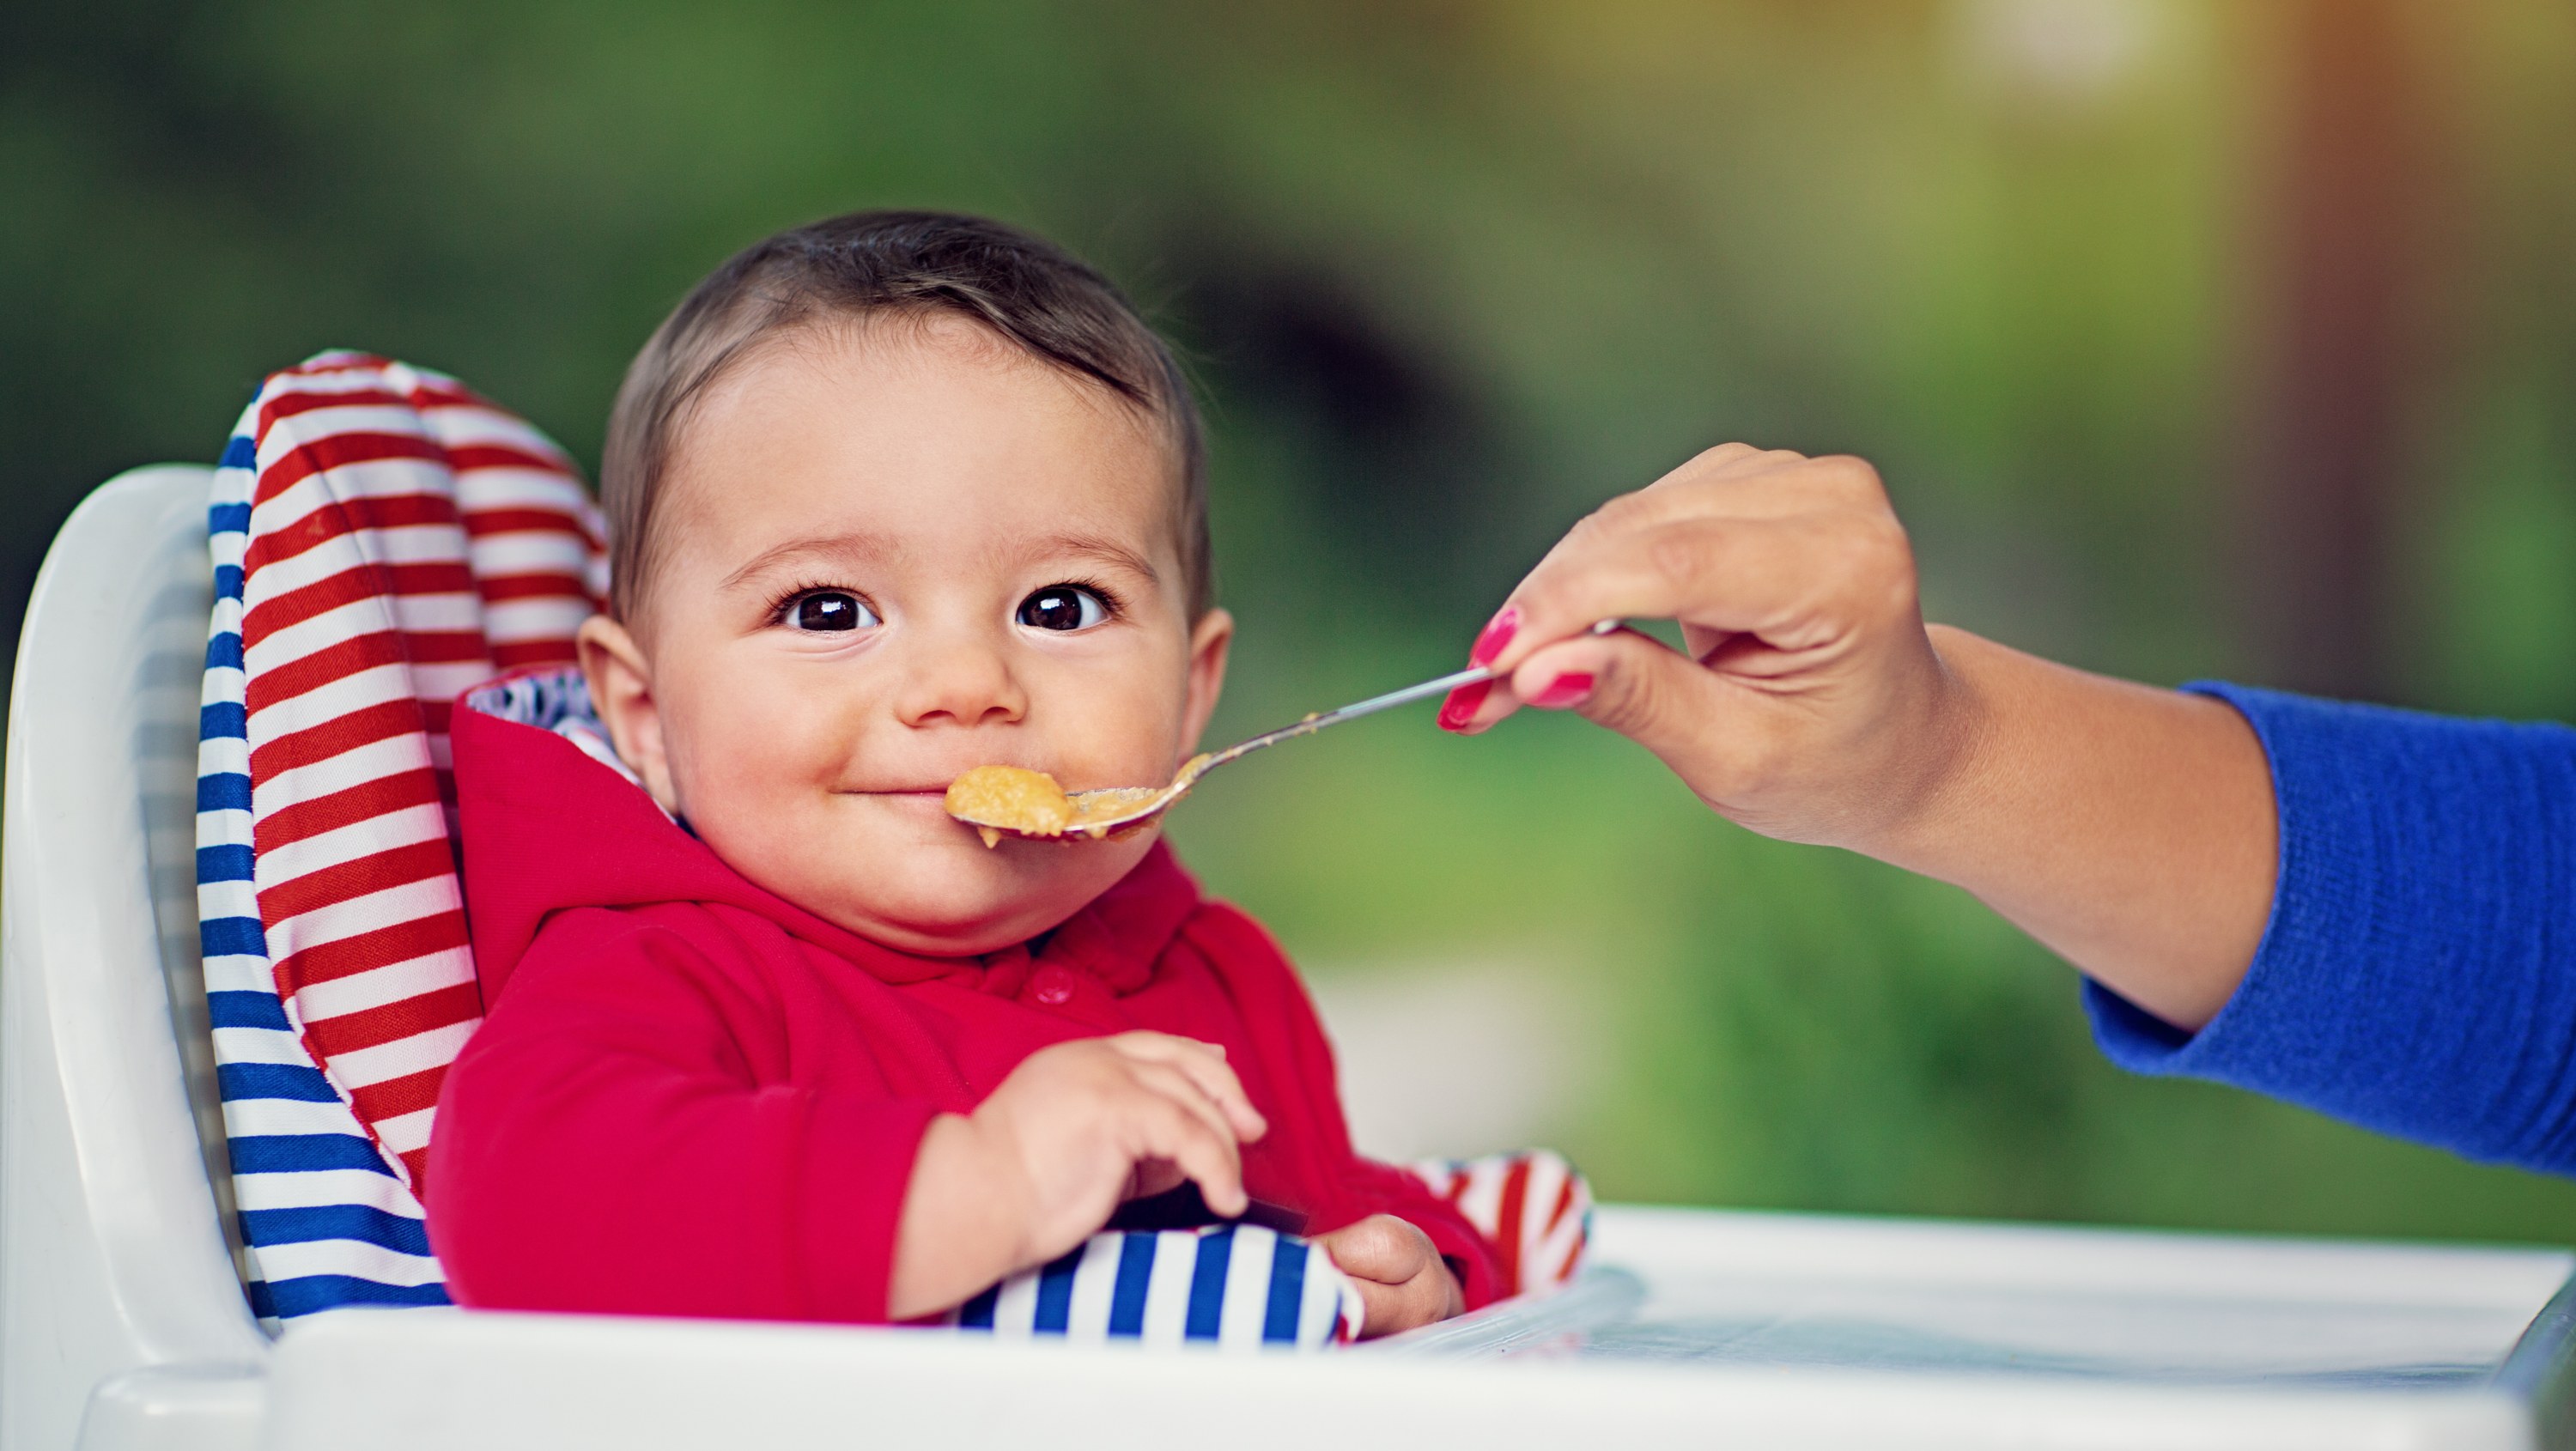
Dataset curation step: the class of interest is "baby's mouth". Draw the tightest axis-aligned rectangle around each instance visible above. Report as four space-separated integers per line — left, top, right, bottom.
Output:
841 789 962 826
844 766 1061 798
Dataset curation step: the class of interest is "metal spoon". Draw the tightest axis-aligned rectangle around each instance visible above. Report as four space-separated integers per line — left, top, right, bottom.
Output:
950 618 1624 841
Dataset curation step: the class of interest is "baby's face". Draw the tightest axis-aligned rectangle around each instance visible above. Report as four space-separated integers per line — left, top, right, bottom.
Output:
580 317 1230 956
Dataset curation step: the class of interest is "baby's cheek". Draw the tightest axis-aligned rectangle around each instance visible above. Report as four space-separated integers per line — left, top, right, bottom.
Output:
1078 696 1194 784
681 685 841 789
664 728 844 871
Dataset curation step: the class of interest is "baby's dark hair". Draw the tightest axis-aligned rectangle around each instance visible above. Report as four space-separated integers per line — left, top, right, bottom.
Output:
601 209 1209 622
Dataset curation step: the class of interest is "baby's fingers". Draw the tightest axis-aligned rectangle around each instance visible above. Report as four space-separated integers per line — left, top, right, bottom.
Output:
1126 1060 1244 1159
1344 1277 1403 1340
1129 1093 1247 1217
1106 1032 1267 1140
1315 1215 1428 1284
1331 1255 1457 1339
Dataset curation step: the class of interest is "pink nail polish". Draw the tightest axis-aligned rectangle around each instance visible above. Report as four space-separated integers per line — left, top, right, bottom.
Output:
1468 606 1520 668
1437 678 1492 732
1530 671 1595 709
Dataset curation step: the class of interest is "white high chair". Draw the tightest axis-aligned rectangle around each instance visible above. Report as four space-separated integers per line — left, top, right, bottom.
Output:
11 464 2576 1451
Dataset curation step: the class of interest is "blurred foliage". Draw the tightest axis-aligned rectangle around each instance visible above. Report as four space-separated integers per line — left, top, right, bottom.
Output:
8 0 2576 1239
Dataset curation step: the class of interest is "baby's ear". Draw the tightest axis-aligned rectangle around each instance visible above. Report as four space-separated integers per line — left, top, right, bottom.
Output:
1182 608 1235 751
576 615 682 813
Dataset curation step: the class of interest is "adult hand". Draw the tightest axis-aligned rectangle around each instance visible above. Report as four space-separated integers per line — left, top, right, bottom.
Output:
1441 443 2275 1031
1440 444 1965 851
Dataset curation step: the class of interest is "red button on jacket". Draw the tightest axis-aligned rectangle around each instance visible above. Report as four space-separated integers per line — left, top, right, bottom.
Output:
1028 965 1078 1007
425 706 1504 1325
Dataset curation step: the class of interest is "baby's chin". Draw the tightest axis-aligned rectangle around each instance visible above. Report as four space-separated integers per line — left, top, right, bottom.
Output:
734 822 1157 958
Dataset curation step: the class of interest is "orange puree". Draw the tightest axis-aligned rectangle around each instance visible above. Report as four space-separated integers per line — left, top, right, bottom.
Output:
945 765 1072 847
1063 786 1166 838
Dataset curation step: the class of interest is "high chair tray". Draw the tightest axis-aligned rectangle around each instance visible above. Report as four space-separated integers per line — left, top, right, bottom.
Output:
255 1205 2576 1451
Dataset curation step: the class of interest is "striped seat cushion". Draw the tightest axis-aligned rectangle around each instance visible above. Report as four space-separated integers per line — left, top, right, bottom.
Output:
941 1158 1593 1346
198 350 605 1323
1413 1150 1590 1299
948 1226 1358 1347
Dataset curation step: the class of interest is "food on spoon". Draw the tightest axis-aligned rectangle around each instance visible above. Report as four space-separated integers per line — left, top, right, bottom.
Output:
947 754 1214 844
945 765 1072 845
1066 786 1168 838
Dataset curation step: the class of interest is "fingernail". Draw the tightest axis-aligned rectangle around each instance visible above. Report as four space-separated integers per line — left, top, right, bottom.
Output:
1468 605 1520 667
1529 671 1595 709
1437 678 1492 732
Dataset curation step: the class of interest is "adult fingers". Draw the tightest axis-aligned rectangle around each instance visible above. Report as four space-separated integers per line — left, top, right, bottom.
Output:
1492 513 1871 676
1440 630 1634 734
1458 628 1770 794
1473 465 1904 679
1107 1033 1267 1140
1528 632 1736 764
1440 516 1791 738
1643 445 1887 515
1625 445 1850 524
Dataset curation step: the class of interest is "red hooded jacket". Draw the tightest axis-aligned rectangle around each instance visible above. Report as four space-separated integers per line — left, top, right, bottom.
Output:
426 705 1502 1323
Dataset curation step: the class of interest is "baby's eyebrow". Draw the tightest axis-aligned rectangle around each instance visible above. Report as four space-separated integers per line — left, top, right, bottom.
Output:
717 533 901 593
1030 532 1160 583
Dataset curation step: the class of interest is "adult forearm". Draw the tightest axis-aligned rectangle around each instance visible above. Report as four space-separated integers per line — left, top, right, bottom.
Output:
1871 627 2277 1029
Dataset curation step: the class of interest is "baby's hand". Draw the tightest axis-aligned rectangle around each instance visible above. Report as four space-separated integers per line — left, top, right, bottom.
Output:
1315 1214 1463 1339
892 1031 1267 1318
974 1030 1268 1272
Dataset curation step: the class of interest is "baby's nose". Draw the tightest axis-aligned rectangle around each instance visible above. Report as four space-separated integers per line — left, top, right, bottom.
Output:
891 634 1026 728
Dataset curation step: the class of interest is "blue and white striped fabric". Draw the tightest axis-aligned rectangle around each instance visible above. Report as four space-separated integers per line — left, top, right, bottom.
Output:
943 1225 1361 1350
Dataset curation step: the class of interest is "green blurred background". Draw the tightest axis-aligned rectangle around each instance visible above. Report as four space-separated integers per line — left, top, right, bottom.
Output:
8 0 2576 1239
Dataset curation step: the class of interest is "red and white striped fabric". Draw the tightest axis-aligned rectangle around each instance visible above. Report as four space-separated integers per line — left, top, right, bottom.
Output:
1413 1150 1591 1298
228 349 604 1189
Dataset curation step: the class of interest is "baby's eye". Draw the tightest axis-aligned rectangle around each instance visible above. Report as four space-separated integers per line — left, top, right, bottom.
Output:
783 590 878 632
1017 585 1110 632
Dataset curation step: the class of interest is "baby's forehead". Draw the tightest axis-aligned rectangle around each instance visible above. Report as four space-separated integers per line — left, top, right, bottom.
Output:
680 318 1182 495
646 334 1193 596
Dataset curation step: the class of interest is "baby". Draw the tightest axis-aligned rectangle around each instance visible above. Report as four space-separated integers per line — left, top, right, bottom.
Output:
426 210 1500 1335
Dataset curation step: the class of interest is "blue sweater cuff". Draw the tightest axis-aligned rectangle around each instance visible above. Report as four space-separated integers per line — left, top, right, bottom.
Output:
2081 682 2576 1173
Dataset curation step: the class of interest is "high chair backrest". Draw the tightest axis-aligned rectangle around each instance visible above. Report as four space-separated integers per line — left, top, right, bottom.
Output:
2 465 268 1451
197 353 604 1324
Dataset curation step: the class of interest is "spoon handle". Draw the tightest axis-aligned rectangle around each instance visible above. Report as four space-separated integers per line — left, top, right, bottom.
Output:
1199 618 1624 773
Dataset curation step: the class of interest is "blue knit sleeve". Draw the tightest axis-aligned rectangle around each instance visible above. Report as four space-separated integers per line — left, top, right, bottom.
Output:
2082 683 2576 1174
